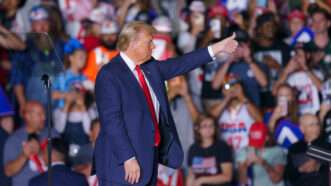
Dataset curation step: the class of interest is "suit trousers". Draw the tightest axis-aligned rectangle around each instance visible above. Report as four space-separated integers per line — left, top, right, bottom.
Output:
99 147 159 186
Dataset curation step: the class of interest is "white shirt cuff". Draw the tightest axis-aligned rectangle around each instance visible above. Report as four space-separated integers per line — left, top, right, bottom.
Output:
207 46 216 61
127 156 136 161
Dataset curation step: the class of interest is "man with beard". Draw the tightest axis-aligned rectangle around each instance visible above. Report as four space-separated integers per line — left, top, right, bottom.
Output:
83 19 119 82
11 5 65 111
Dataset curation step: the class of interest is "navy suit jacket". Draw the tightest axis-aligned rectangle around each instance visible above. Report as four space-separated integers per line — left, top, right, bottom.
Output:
94 48 213 185
28 164 88 186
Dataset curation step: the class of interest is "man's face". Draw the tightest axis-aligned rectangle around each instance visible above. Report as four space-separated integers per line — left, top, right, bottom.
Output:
24 103 45 132
130 31 155 63
101 34 117 49
300 116 320 140
31 20 50 33
312 13 329 34
260 21 276 39
289 18 304 35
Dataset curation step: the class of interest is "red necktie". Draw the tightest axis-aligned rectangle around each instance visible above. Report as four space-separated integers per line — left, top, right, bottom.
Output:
135 65 161 146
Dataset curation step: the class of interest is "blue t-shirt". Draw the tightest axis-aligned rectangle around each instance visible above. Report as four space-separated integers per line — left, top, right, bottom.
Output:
224 61 269 106
53 69 87 108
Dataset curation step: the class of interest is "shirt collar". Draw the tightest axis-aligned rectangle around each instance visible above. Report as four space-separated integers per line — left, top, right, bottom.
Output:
120 52 137 72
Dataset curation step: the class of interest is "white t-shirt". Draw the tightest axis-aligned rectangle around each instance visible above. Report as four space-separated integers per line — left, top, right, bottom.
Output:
218 104 254 151
287 70 323 114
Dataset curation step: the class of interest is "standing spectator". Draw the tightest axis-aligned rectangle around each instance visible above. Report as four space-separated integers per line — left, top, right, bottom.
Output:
120 0 156 24
151 16 176 61
3 101 58 186
167 76 199 169
268 84 304 149
199 5 230 111
284 10 313 46
157 76 197 186
52 38 88 109
285 114 329 186
177 0 207 110
186 115 233 186
59 0 115 38
212 28 268 107
83 19 119 82
0 0 27 29
308 7 331 75
237 122 286 186
251 12 291 108
0 85 14 186
53 87 91 147
210 76 262 151
11 5 65 110
274 46 323 114
28 138 89 186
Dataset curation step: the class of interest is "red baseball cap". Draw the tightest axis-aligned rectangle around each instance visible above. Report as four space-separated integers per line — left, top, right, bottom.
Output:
288 10 305 21
208 5 228 18
249 122 268 149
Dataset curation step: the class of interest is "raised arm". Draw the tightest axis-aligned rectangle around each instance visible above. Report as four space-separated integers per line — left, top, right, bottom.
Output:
158 34 238 80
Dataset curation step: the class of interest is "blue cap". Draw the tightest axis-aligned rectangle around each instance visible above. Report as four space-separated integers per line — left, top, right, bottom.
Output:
64 38 84 55
29 5 49 22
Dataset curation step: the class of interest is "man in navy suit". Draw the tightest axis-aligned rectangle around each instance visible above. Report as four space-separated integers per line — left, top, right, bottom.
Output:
29 138 88 186
94 21 238 186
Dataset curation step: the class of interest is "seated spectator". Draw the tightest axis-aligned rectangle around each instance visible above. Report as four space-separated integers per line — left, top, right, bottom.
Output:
4 101 58 186
212 27 268 107
29 138 88 186
274 46 323 114
237 122 286 186
83 19 119 82
52 38 89 109
285 114 329 186
268 84 303 148
210 75 262 151
186 115 233 186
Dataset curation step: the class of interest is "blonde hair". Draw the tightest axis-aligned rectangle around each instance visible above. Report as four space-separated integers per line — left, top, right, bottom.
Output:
116 21 156 51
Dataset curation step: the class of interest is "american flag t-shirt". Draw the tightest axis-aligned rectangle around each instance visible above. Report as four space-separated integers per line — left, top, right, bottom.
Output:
192 156 217 175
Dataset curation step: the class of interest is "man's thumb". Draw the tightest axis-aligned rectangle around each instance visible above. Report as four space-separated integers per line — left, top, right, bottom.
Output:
230 32 236 40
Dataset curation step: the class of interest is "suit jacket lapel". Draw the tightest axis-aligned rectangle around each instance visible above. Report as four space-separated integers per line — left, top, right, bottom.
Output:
115 55 147 102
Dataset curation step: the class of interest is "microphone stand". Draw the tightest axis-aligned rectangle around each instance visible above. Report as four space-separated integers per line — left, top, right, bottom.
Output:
41 74 52 186
36 32 62 186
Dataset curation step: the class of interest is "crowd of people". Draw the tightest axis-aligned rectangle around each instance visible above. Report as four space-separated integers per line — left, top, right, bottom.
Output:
1 0 331 186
